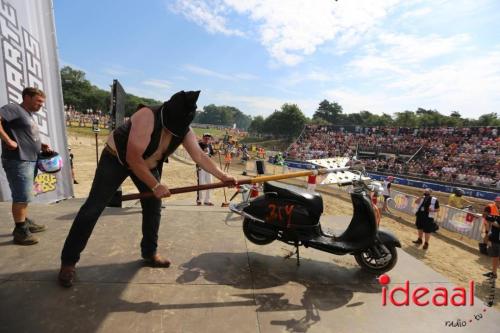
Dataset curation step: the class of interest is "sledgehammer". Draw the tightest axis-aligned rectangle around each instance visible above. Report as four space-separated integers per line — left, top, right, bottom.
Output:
121 167 349 202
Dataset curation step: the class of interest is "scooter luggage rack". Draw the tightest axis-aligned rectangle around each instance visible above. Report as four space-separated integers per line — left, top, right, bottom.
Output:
307 158 371 186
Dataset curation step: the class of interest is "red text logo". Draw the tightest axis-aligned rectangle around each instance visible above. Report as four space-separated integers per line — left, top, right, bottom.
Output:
379 274 474 307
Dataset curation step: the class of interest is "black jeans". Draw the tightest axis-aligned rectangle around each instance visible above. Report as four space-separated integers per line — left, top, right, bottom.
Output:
61 149 163 265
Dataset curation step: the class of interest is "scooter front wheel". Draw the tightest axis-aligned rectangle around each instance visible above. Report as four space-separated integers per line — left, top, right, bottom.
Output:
243 219 277 245
354 244 398 273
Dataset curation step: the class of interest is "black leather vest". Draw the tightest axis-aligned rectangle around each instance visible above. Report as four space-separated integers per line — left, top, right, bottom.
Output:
113 105 184 168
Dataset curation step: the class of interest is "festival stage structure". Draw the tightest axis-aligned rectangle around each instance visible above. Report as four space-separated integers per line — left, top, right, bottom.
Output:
0 0 73 203
0 198 498 332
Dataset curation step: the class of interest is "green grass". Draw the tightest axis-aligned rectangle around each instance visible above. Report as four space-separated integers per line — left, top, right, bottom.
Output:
67 126 110 137
67 126 224 139
67 125 237 140
240 137 292 151
191 127 232 139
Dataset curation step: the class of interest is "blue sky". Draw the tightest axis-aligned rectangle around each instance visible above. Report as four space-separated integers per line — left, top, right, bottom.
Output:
53 0 500 119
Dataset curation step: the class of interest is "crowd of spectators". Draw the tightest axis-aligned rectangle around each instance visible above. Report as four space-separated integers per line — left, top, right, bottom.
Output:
65 106 113 129
287 125 499 188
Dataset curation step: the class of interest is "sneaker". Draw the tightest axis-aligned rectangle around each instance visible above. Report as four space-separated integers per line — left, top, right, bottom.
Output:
58 265 76 288
26 218 47 233
412 238 423 245
13 228 38 245
204 202 214 206
423 242 429 250
196 201 201 206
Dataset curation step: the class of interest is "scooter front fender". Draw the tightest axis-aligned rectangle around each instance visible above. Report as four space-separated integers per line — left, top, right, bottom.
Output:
377 230 401 248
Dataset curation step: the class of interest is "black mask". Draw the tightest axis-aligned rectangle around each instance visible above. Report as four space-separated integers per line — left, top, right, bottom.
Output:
161 90 200 137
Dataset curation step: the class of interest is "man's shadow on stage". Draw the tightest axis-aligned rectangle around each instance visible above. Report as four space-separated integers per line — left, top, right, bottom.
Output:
0 252 381 333
176 251 381 332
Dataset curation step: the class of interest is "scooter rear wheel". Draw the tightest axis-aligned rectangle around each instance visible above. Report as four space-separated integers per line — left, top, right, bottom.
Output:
243 219 277 245
354 244 398 273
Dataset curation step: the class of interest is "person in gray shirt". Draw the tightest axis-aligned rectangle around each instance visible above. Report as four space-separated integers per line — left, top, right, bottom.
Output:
0 87 52 245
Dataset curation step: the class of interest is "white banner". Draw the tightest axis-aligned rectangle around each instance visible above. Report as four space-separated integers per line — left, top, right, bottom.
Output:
0 0 73 202
387 190 483 241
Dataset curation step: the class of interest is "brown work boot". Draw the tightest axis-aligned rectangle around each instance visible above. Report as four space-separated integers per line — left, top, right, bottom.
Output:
58 265 76 288
26 218 47 233
143 254 171 268
423 242 429 250
412 238 422 245
13 228 38 245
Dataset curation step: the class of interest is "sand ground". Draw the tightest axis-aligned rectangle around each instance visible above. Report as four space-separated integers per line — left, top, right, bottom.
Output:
68 133 499 309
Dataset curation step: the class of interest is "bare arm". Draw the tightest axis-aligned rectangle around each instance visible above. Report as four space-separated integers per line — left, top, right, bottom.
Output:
0 116 17 150
126 108 167 195
182 129 236 184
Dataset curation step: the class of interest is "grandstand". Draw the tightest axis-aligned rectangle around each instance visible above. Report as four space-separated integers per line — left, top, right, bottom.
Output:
287 125 499 189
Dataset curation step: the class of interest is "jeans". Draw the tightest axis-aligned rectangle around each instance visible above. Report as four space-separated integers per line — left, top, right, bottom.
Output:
61 149 163 265
1 158 36 203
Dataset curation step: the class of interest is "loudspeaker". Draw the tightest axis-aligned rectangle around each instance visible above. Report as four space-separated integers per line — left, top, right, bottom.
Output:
256 160 265 175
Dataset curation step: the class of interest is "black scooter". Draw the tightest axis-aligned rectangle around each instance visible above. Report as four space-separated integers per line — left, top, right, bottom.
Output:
230 176 401 273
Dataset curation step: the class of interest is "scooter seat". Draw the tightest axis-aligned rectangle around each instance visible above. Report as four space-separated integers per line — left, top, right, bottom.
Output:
263 181 323 217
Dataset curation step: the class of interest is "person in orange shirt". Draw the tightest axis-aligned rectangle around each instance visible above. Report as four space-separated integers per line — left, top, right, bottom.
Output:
223 148 232 172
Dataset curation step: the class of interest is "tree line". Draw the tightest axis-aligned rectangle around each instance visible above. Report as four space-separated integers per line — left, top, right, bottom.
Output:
60 66 499 138
60 66 252 128
311 100 500 128
61 66 160 117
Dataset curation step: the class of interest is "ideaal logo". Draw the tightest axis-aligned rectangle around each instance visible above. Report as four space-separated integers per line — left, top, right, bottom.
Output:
33 173 57 195
378 274 475 307
378 274 495 327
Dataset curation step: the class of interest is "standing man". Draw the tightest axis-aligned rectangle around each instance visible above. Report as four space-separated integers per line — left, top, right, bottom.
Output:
412 188 440 250
382 175 394 213
68 146 78 184
0 87 50 245
58 91 236 287
483 196 500 279
196 133 214 206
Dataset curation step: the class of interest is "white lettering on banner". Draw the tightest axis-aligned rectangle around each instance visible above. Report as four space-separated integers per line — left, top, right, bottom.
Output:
0 1 19 45
23 28 40 59
4 48 24 100
0 0 72 203
0 1 50 138
23 28 48 137
2 39 21 69
0 1 24 104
